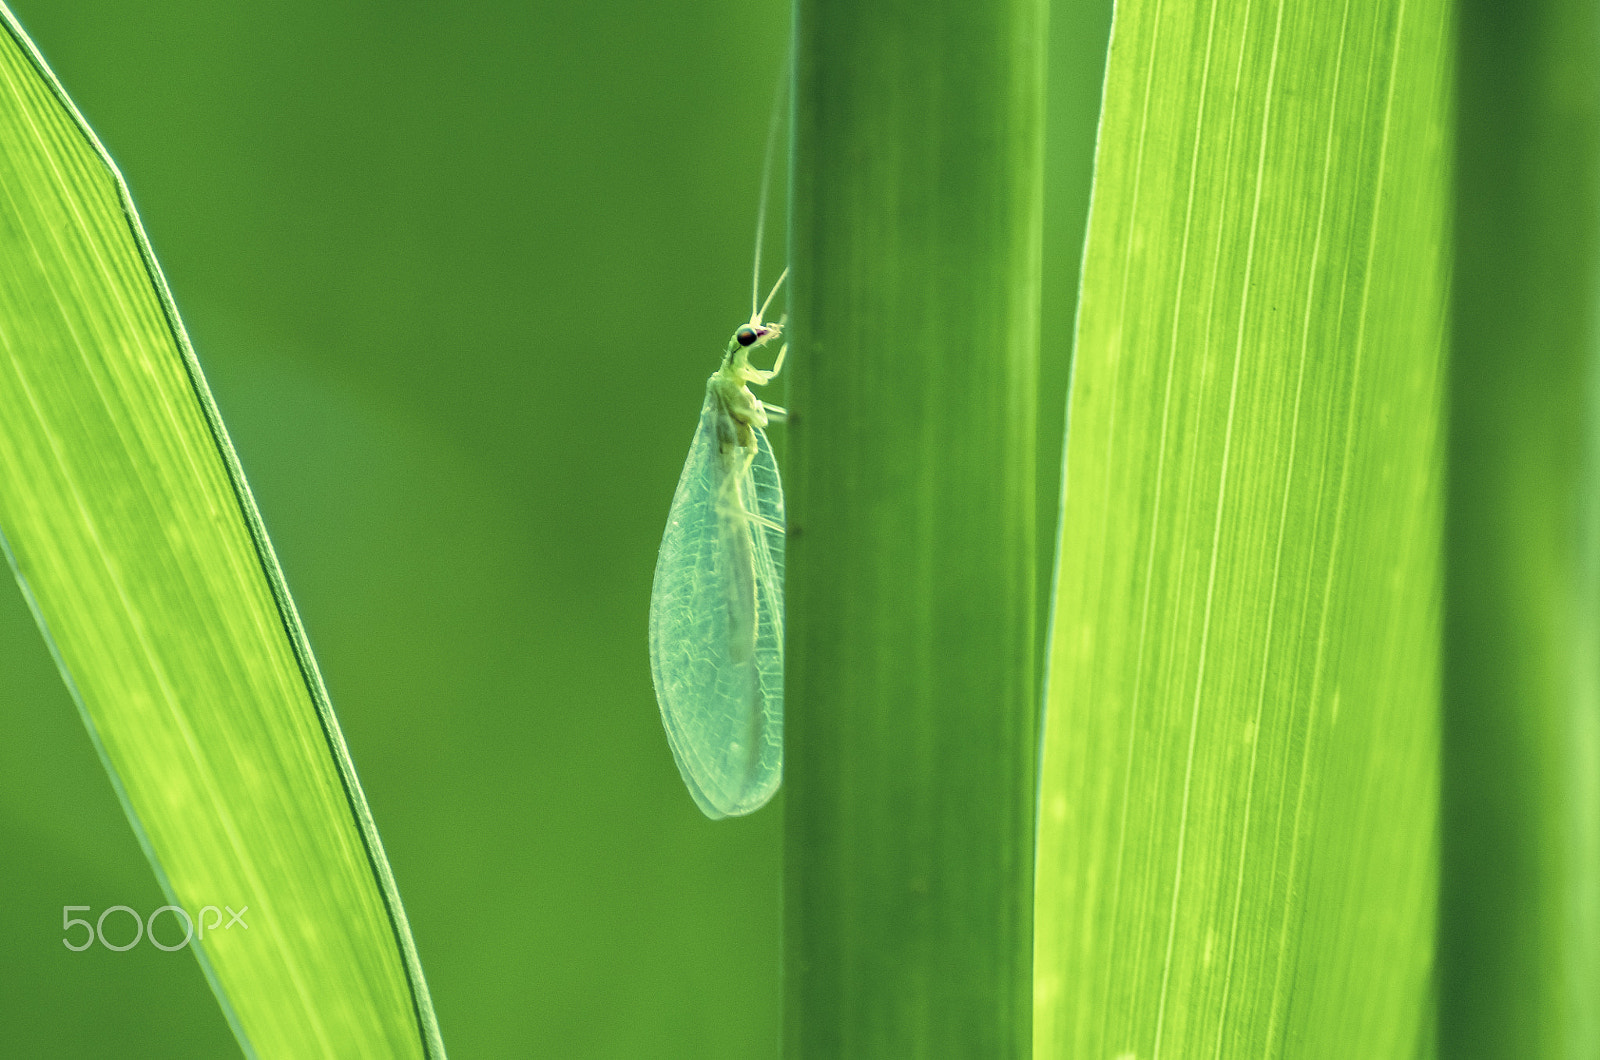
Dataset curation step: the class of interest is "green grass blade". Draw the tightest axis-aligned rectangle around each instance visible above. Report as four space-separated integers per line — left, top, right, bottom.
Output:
1035 2 1447 1056
784 0 1046 1053
0 11 443 1057
1445 1 1600 1053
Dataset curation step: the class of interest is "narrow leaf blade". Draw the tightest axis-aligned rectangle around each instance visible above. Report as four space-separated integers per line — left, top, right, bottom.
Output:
0 11 443 1057
1036 2 1447 1055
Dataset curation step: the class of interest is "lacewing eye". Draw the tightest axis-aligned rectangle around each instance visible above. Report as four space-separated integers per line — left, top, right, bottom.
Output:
736 325 762 347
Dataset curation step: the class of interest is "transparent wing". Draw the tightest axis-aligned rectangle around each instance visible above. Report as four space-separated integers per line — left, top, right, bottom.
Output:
649 391 785 819
747 417 785 728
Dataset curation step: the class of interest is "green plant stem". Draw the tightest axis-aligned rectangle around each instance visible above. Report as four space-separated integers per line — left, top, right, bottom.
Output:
784 0 1047 1053
1445 1 1600 1054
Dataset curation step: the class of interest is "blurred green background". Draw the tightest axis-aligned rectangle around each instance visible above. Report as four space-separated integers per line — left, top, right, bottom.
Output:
0 1 1109 1055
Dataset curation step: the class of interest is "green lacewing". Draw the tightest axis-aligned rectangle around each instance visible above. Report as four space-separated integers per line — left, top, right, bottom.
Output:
648 269 788 819
649 57 791 819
